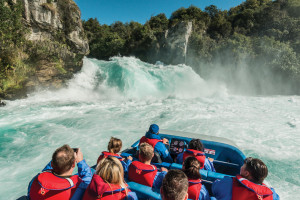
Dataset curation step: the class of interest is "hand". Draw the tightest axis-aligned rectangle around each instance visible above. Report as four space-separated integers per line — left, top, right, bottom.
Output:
208 157 214 162
127 156 133 161
75 148 83 163
163 138 169 145
161 167 168 172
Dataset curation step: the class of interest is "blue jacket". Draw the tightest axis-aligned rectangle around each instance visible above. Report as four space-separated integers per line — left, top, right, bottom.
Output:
153 170 167 189
27 160 92 200
145 132 173 163
176 152 216 172
199 185 210 200
121 158 132 174
212 176 280 200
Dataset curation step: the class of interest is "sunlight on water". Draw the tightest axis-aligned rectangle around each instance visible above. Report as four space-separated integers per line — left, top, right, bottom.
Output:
0 57 299 199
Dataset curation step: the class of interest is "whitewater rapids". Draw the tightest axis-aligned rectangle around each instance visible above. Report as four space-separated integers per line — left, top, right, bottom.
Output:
0 57 299 199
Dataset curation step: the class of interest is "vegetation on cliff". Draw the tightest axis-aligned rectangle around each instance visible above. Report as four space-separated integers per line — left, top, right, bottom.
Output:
0 0 88 100
83 0 300 94
0 0 30 99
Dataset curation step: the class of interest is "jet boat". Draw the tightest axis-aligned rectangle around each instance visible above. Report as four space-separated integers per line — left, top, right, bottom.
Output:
121 129 246 199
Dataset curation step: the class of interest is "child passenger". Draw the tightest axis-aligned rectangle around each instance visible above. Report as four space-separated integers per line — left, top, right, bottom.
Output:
177 139 215 172
97 137 132 173
128 142 168 190
183 157 210 200
83 156 137 200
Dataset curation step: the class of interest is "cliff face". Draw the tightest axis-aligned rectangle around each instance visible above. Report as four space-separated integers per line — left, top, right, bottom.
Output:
159 21 193 65
1 0 89 100
132 21 193 66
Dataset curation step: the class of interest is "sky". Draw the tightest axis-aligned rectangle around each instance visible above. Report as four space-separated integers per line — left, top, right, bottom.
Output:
74 0 245 25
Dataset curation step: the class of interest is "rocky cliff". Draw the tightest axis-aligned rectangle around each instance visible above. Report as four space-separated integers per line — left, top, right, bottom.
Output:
158 21 193 65
0 0 89 100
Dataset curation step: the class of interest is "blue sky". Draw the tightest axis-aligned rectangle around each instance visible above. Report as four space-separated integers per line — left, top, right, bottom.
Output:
74 0 245 25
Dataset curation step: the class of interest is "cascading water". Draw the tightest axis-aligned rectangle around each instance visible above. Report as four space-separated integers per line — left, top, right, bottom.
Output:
0 57 299 199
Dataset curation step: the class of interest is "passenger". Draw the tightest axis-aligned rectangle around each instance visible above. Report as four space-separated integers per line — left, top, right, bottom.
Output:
182 157 210 200
97 137 132 173
139 124 173 163
212 157 280 200
161 169 189 200
28 145 92 200
128 142 168 189
83 156 137 200
176 139 215 172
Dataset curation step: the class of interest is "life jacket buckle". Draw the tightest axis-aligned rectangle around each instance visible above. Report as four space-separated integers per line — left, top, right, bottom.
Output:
136 169 142 174
39 188 47 196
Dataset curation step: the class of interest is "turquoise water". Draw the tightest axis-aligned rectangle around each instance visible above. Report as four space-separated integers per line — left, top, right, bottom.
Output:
0 57 299 199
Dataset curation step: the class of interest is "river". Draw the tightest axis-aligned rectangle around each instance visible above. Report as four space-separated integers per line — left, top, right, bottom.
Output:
0 57 299 199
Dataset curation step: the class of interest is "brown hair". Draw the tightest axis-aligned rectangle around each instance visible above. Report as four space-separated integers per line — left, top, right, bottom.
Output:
52 144 75 175
244 157 268 184
161 169 188 200
183 157 202 180
188 139 204 151
139 142 154 161
108 137 122 154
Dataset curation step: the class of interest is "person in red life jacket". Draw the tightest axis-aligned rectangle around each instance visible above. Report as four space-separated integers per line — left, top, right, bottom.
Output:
182 157 210 200
97 137 132 174
128 142 168 190
139 124 173 163
161 169 189 200
27 144 92 200
176 139 215 172
82 156 137 200
212 157 280 200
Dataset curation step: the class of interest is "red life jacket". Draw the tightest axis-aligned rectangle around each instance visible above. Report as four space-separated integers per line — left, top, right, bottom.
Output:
82 174 129 200
232 175 273 200
182 149 206 169
97 151 123 164
139 136 163 148
128 161 158 187
188 179 202 200
29 171 81 200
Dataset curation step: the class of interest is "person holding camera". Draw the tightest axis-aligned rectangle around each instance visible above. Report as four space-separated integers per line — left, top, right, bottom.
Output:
27 144 92 200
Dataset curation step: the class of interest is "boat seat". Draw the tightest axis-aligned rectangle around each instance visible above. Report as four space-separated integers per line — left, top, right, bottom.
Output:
127 181 161 200
151 151 162 163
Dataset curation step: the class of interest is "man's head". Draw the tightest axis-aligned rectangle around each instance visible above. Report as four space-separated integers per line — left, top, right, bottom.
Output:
52 144 75 175
161 169 189 200
148 124 159 134
240 157 268 184
139 142 154 162
188 139 204 151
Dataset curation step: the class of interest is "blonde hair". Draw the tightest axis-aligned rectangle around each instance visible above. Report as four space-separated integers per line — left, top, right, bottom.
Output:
139 142 154 161
108 137 122 154
96 156 127 192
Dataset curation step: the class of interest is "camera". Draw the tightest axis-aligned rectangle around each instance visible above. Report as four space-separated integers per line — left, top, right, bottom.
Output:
72 148 78 153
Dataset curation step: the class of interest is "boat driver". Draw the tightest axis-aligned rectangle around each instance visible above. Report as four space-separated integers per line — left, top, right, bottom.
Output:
212 157 280 200
139 124 173 163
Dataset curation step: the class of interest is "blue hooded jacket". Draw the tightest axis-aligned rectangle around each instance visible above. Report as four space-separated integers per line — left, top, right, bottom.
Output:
144 126 173 163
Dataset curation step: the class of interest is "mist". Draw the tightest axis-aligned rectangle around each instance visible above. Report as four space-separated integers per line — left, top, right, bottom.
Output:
185 37 300 96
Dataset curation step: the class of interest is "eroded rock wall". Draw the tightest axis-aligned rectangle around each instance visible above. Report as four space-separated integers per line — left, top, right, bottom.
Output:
2 0 89 100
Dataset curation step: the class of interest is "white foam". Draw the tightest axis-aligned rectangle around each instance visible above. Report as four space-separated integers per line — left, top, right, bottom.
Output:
0 58 299 199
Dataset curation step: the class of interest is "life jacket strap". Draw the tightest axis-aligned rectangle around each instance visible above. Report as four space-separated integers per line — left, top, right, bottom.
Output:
66 177 74 187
